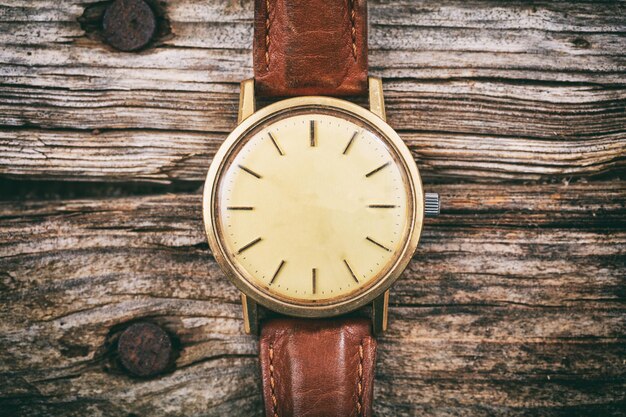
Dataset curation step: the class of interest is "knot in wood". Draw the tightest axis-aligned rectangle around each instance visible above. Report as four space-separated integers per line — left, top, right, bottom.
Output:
117 322 173 377
103 0 156 51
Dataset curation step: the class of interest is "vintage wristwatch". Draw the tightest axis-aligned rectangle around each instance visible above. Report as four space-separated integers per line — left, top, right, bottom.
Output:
203 1 439 415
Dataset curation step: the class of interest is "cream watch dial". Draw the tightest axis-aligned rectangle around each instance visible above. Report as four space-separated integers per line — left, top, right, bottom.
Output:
210 106 415 306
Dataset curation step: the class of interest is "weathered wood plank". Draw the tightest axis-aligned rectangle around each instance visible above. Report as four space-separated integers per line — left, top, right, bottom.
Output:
1 125 623 182
0 0 624 182
1 1 625 86
1 181 624 416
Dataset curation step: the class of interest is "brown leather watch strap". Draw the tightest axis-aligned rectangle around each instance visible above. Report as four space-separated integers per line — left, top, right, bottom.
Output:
259 318 377 417
253 0 368 97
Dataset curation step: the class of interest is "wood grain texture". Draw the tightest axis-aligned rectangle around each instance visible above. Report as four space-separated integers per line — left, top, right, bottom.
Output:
0 0 625 182
0 0 625 416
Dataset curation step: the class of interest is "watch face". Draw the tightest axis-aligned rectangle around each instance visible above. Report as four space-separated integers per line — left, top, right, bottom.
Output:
204 97 423 316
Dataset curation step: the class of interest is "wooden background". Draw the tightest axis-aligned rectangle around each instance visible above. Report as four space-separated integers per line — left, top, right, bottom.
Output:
1 0 625 416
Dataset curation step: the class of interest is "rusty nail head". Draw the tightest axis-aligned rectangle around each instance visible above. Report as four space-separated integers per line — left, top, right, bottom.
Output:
103 0 156 52
118 322 172 377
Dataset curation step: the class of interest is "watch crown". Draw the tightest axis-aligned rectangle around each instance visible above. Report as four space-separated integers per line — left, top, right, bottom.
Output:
425 192 440 217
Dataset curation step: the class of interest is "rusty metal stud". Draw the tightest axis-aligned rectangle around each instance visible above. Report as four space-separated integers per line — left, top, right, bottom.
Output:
103 0 156 52
117 322 173 377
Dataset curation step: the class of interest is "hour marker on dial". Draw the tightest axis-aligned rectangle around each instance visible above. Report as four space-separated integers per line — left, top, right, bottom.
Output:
365 161 390 178
343 131 359 155
268 132 284 156
366 236 392 252
368 204 397 209
227 206 254 211
238 164 262 179
312 268 317 294
270 260 285 285
343 259 360 283
237 237 262 254
310 120 316 147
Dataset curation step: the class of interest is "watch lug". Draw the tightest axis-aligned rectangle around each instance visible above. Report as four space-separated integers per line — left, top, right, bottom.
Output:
241 293 259 335
372 290 389 335
368 77 386 121
238 79 256 124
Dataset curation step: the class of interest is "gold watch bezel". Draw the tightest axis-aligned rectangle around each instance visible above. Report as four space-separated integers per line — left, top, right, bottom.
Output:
202 95 424 317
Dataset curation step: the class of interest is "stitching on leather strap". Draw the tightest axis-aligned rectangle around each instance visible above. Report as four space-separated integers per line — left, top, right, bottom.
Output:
349 0 358 59
269 344 279 417
355 339 364 415
264 0 271 69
